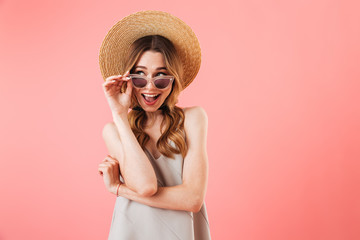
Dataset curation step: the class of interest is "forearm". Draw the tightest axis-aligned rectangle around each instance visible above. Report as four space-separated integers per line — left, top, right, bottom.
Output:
114 183 204 213
112 112 157 196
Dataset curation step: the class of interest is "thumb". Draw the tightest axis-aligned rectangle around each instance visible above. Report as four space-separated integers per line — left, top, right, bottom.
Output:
125 78 133 96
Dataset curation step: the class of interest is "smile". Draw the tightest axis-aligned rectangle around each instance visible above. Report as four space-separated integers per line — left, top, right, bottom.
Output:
141 93 161 105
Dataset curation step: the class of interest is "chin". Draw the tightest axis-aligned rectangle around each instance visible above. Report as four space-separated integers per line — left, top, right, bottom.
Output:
142 106 161 112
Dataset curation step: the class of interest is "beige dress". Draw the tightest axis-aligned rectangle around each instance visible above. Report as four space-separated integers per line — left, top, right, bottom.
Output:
107 141 211 240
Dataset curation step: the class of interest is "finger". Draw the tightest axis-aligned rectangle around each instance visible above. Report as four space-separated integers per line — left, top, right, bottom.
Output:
98 166 105 175
98 165 112 174
105 159 119 165
103 77 125 90
103 78 120 87
103 156 113 161
102 81 117 93
120 76 130 82
100 162 113 168
105 155 117 160
106 75 122 82
103 77 128 93
103 157 119 163
101 159 113 165
98 163 110 168
125 78 132 95
102 160 113 165
124 70 130 77
104 78 117 84
118 80 124 89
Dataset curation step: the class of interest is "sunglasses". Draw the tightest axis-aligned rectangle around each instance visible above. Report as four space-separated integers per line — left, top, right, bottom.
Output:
129 74 174 89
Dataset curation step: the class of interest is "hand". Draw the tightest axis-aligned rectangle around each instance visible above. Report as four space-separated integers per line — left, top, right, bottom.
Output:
102 71 133 115
98 155 123 195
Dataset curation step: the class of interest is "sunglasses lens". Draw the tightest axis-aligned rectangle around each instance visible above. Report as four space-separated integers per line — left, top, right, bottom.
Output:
131 77 147 88
154 78 171 89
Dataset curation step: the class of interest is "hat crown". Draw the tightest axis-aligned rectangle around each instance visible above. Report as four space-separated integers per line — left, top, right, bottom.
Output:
99 10 201 89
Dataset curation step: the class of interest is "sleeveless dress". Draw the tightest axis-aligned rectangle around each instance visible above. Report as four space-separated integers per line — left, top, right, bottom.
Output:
107 141 211 240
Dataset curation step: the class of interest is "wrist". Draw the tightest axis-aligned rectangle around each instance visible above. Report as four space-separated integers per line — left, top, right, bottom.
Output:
112 112 130 127
111 110 128 120
111 183 122 196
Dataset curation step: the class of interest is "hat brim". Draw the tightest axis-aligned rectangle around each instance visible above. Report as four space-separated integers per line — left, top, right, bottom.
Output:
99 10 201 89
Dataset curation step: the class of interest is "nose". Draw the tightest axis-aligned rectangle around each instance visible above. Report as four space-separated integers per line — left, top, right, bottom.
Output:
144 79 157 89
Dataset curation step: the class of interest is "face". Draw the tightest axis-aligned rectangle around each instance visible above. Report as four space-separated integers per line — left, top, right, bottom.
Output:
131 50 173 112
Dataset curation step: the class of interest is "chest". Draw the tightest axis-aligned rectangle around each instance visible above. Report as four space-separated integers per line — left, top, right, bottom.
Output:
144 125 163 159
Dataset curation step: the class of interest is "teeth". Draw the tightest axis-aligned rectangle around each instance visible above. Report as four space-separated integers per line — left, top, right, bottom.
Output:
143 94 159 97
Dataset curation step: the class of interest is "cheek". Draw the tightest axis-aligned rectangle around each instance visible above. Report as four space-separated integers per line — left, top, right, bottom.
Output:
133 89 141 98
132 90 142 103
162 89 172 99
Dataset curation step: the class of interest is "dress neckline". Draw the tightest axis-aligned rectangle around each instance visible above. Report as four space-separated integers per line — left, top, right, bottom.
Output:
144 147 163 161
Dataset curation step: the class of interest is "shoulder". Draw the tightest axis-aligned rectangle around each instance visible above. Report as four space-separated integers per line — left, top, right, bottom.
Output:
183 106 208 138
183 106 208 126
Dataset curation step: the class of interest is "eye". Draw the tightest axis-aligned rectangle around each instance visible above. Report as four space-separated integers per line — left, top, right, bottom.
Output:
135 70 145 75
156 72 167 76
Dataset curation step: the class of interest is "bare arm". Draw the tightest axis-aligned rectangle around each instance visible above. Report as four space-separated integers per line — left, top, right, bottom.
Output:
110 106 209 212
102 112 157 197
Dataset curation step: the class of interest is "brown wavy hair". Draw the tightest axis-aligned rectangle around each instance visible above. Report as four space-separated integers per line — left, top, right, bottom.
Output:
120 35 188 159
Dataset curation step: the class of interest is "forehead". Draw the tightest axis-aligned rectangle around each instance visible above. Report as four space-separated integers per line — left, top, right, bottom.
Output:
135 50 166 69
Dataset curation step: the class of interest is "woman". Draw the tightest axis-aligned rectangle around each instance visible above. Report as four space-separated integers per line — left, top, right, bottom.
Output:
98 11 210 239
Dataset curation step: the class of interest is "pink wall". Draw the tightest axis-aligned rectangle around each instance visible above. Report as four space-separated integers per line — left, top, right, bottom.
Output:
1 0 359 239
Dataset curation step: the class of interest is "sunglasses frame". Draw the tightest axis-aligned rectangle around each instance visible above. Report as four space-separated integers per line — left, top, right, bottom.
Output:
129 74 174 89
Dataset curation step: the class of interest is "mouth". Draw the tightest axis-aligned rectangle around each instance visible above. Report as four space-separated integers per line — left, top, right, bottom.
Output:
141 93 161 105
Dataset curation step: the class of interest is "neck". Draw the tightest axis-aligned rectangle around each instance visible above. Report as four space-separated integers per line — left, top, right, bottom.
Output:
145 109 163 127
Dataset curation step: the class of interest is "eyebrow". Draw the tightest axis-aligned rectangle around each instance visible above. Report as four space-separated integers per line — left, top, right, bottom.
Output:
135 65 167 70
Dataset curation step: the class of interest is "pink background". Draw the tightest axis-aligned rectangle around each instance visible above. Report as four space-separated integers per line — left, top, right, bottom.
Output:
1 0 359 239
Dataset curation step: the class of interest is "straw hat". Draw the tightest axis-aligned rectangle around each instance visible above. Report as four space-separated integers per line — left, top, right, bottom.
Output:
99 10 201 89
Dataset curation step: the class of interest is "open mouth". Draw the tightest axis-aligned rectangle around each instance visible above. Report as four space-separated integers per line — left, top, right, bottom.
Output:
141 93 161 104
